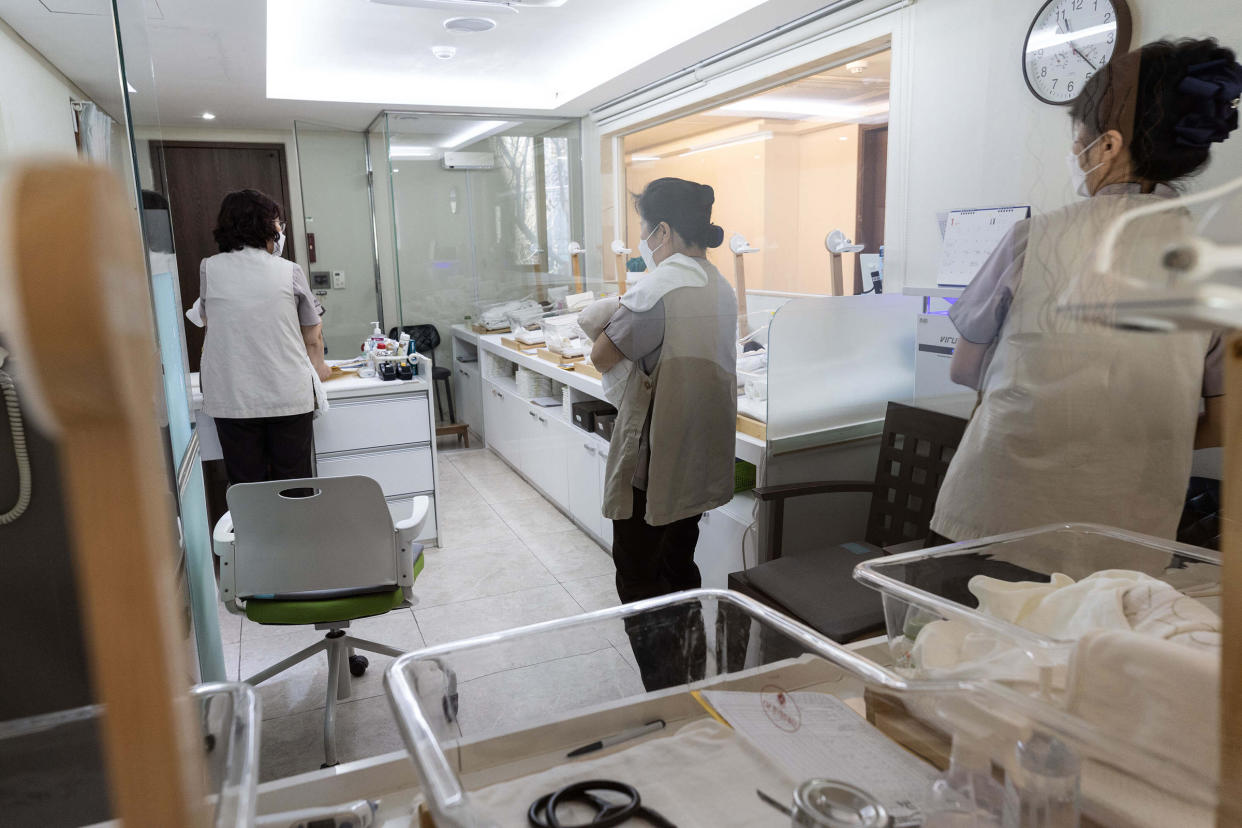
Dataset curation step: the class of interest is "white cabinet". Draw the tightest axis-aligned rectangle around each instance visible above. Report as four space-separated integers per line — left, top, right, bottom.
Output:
316 445 434 497
695 507 749 590
597 441 613 547
518 405 569 510
483 384 518 465
454 361 484 442
568 436 603 539
314 394 430 453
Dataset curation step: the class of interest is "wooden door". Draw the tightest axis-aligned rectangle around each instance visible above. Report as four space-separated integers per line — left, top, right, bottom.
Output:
152 141 295 371
854 125 889 292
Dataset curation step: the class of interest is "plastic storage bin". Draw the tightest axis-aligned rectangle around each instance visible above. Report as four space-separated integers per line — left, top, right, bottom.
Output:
0 682 260 827
853 522 1221 676
541 313 590 357
383 590 1216 828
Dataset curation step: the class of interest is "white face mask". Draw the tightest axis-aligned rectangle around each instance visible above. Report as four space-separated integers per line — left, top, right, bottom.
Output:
271 230 285 257
1067 136 1105 198
638 224 665 272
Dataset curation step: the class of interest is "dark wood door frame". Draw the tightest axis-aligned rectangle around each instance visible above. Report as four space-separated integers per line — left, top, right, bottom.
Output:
149 140 297 263
854 123 889 293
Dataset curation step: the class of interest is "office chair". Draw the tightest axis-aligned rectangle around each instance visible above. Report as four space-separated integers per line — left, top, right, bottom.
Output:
212 475 449 767
728 402 968 643
391 324 455 424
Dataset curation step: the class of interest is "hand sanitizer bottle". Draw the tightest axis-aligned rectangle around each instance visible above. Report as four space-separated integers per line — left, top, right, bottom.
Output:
924 736 1006 827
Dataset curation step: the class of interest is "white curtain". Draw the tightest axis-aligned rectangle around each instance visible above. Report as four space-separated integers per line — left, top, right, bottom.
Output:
76 101 114 166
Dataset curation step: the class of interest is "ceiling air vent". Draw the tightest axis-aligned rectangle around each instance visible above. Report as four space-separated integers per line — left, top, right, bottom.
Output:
444 16 497 32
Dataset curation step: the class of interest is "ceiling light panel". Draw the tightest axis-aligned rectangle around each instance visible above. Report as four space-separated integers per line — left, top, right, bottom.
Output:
714 97 890 121
268 0 773 110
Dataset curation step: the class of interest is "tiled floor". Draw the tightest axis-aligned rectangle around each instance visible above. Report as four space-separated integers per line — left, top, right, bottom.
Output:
225 439 628 781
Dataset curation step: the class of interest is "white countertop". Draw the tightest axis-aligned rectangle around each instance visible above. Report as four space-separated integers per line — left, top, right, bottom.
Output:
473 333 766 465
190 362 430 410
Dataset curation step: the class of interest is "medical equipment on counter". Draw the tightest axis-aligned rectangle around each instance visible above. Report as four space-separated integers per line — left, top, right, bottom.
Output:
255 798 377 828
528 780 677 828
478 299 541 332
825 229 864 296
730 233 759 335
791 779 891 828
384 589 1223 827
923 737 1005 827
0 346 32 525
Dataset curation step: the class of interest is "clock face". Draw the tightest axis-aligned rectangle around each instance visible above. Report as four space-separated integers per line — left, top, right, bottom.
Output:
1023 0 1133 105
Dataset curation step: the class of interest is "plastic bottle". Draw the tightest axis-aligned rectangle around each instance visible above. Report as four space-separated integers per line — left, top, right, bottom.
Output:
1002 733 1080 828
923 737 1005 827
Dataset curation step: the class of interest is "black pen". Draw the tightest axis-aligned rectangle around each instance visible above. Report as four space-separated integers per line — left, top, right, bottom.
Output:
566 719 666 758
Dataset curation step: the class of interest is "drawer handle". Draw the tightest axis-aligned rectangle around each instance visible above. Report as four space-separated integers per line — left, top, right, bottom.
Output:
529 410 538 418
538 415 547 424
584 443 596 455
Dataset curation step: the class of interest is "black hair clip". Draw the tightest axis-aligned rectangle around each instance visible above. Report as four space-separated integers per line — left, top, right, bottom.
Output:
1175 59 1242 148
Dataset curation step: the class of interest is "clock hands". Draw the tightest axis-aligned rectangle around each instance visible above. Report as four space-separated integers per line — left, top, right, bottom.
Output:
1071 44 1099 72
1057 7 1100 73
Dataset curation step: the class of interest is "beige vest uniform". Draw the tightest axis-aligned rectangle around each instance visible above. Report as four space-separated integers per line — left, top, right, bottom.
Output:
602 262 738 526
200 248 315 420
932 192 1211 542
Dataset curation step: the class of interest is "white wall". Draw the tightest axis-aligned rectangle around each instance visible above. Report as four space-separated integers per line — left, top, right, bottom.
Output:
898 0 1242 289
0 18 82 155
586 0 1242 296
294 128 378 357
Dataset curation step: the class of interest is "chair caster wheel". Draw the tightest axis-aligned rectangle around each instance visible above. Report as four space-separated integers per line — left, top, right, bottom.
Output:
443 692 459 723
349 655 369 677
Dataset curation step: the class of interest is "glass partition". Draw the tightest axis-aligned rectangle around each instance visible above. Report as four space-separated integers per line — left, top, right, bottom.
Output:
619 43 891 298
293 120 383 358
370 112 583 368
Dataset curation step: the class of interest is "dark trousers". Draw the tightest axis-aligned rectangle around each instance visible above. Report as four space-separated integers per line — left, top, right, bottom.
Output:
612 487 707 691
215 412 315 486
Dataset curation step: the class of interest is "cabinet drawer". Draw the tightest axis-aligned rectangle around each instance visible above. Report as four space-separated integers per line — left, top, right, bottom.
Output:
316 445 433 497
314 393 430 454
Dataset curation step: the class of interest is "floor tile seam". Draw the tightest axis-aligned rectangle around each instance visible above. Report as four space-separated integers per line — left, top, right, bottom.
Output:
411 576 577 617
257 686 387 722
456 645 621 685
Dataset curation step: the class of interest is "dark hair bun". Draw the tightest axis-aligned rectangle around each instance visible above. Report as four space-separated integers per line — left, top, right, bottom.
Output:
633 177 723 251
1071 38 1241 183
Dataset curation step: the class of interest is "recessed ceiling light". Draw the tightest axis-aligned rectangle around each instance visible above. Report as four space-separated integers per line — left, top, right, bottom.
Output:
432 45 457 60
201 112 216 120
444 16 496 33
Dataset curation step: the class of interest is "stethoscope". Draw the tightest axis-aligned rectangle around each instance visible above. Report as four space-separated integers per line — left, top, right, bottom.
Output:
528 780 677 828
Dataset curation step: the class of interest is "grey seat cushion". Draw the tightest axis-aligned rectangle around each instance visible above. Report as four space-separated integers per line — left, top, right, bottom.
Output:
741 543 887 642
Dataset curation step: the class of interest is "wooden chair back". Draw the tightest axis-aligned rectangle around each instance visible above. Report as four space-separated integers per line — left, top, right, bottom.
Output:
2 161 207 826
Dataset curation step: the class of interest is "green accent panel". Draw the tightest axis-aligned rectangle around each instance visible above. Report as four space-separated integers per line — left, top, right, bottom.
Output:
246 587 405 626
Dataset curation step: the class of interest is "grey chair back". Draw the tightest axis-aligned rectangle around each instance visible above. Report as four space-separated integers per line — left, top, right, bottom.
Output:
226 476 397 597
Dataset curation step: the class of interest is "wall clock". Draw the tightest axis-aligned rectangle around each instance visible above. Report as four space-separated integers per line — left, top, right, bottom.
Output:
1023 0 1133 105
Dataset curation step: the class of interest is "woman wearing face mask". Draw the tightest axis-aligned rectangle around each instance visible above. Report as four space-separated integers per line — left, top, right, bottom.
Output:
199 188 331 486
929 38 1242 544
589 177 737 690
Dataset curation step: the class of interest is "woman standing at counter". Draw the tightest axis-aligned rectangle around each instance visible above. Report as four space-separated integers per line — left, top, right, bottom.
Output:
590 177 738 689
198 189 331 485
931 39 1240 543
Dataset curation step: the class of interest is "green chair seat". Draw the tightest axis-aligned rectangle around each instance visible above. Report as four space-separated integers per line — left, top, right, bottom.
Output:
246 586 405 626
